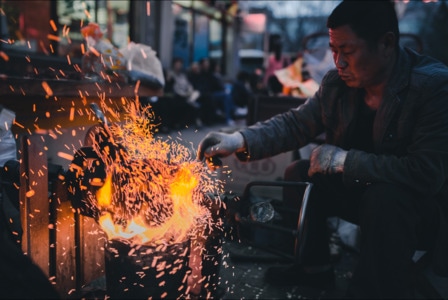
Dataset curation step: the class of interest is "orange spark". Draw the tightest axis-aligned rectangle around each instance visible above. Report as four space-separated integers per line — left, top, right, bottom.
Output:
89 47 100 57
57 152 74 161
13 120 25 129
47 34 60 42
140 48 148 59
41 81 53 96
134 80 141 95
25 189 35 198
69 107 75 121
0 51 9 61
49 20 57 31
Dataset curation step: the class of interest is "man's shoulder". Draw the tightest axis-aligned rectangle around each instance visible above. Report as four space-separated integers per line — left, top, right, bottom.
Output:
408 50 448 87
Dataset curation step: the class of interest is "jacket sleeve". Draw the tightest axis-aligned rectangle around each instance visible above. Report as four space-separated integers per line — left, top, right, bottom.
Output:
238 89 325 161
343 75 448 196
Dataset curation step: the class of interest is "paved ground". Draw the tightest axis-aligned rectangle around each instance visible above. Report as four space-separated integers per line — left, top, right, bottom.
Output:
217 239 356 299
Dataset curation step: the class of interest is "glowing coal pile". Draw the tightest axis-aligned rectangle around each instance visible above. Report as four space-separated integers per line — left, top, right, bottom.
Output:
66 100 224 299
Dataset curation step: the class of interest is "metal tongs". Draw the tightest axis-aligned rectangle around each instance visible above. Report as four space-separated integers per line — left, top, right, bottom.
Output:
90 102 110 133
89 102 126 163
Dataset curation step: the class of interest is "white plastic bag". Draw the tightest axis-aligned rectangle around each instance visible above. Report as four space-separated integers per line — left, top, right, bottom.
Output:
303 48 335 85
120 42 165 88
81 23 127 81
0 107 17 166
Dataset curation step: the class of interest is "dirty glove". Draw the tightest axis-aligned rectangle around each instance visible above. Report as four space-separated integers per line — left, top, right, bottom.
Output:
308 144 347 177
197 131 245 170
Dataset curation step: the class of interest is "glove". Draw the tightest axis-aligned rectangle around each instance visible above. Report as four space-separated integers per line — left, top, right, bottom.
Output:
197 131 245 170
308 144 347 177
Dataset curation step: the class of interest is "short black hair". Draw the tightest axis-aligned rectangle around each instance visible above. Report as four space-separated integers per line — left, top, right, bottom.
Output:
327 0 399 49
172 57 184 66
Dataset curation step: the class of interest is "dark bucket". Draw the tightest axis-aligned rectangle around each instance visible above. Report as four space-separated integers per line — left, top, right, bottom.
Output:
104 239 191 299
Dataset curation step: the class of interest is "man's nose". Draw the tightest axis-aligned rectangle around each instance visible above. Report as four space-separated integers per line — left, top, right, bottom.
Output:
335 54 348 69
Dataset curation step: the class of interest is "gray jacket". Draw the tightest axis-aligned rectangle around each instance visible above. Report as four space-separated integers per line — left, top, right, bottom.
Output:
239 47 448 275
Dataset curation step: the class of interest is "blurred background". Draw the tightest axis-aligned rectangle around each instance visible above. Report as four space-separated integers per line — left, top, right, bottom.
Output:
1 0 447 80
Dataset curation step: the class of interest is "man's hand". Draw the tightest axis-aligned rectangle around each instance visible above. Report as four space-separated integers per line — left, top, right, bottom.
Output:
197 131 245 170
308 144 347 177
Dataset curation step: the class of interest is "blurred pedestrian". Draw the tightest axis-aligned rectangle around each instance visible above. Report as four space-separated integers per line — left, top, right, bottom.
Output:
263 34 290 90
191 58 235 126
165 57 202 129
231 70 254 108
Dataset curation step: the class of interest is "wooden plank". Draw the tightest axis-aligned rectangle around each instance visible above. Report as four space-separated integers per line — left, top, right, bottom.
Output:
0 77 163 98
6 95 126 134
78 215 107 287
53 190 77 297
19 135 50 276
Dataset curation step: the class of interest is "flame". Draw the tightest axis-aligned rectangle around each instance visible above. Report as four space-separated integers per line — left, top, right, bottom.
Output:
96 174 112 207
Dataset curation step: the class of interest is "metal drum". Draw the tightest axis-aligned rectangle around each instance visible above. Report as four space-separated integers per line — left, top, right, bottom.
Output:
104 239 190 299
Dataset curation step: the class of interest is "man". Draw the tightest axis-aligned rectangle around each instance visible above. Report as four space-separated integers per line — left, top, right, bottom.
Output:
197 1 448 298
164 57 202 129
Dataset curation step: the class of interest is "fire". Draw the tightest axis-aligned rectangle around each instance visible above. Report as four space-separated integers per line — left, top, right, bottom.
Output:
85 100 221 246
96 173 112 207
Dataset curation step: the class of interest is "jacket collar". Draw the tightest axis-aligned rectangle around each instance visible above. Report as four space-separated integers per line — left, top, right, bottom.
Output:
385 46 412 97
373 46 412 149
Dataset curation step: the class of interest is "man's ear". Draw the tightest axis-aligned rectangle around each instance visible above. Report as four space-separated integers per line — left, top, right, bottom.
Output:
381 32 396 55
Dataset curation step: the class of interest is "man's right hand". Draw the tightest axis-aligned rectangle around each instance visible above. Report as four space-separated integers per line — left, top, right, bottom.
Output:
197 131 245 170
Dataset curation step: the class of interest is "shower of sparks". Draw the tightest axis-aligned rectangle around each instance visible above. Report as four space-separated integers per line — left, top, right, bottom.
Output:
72 99 224 247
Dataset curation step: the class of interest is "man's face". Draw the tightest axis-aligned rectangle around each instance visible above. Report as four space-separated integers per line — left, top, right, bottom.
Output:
201 59 210 71
329 25 388 89
174 60 183 71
